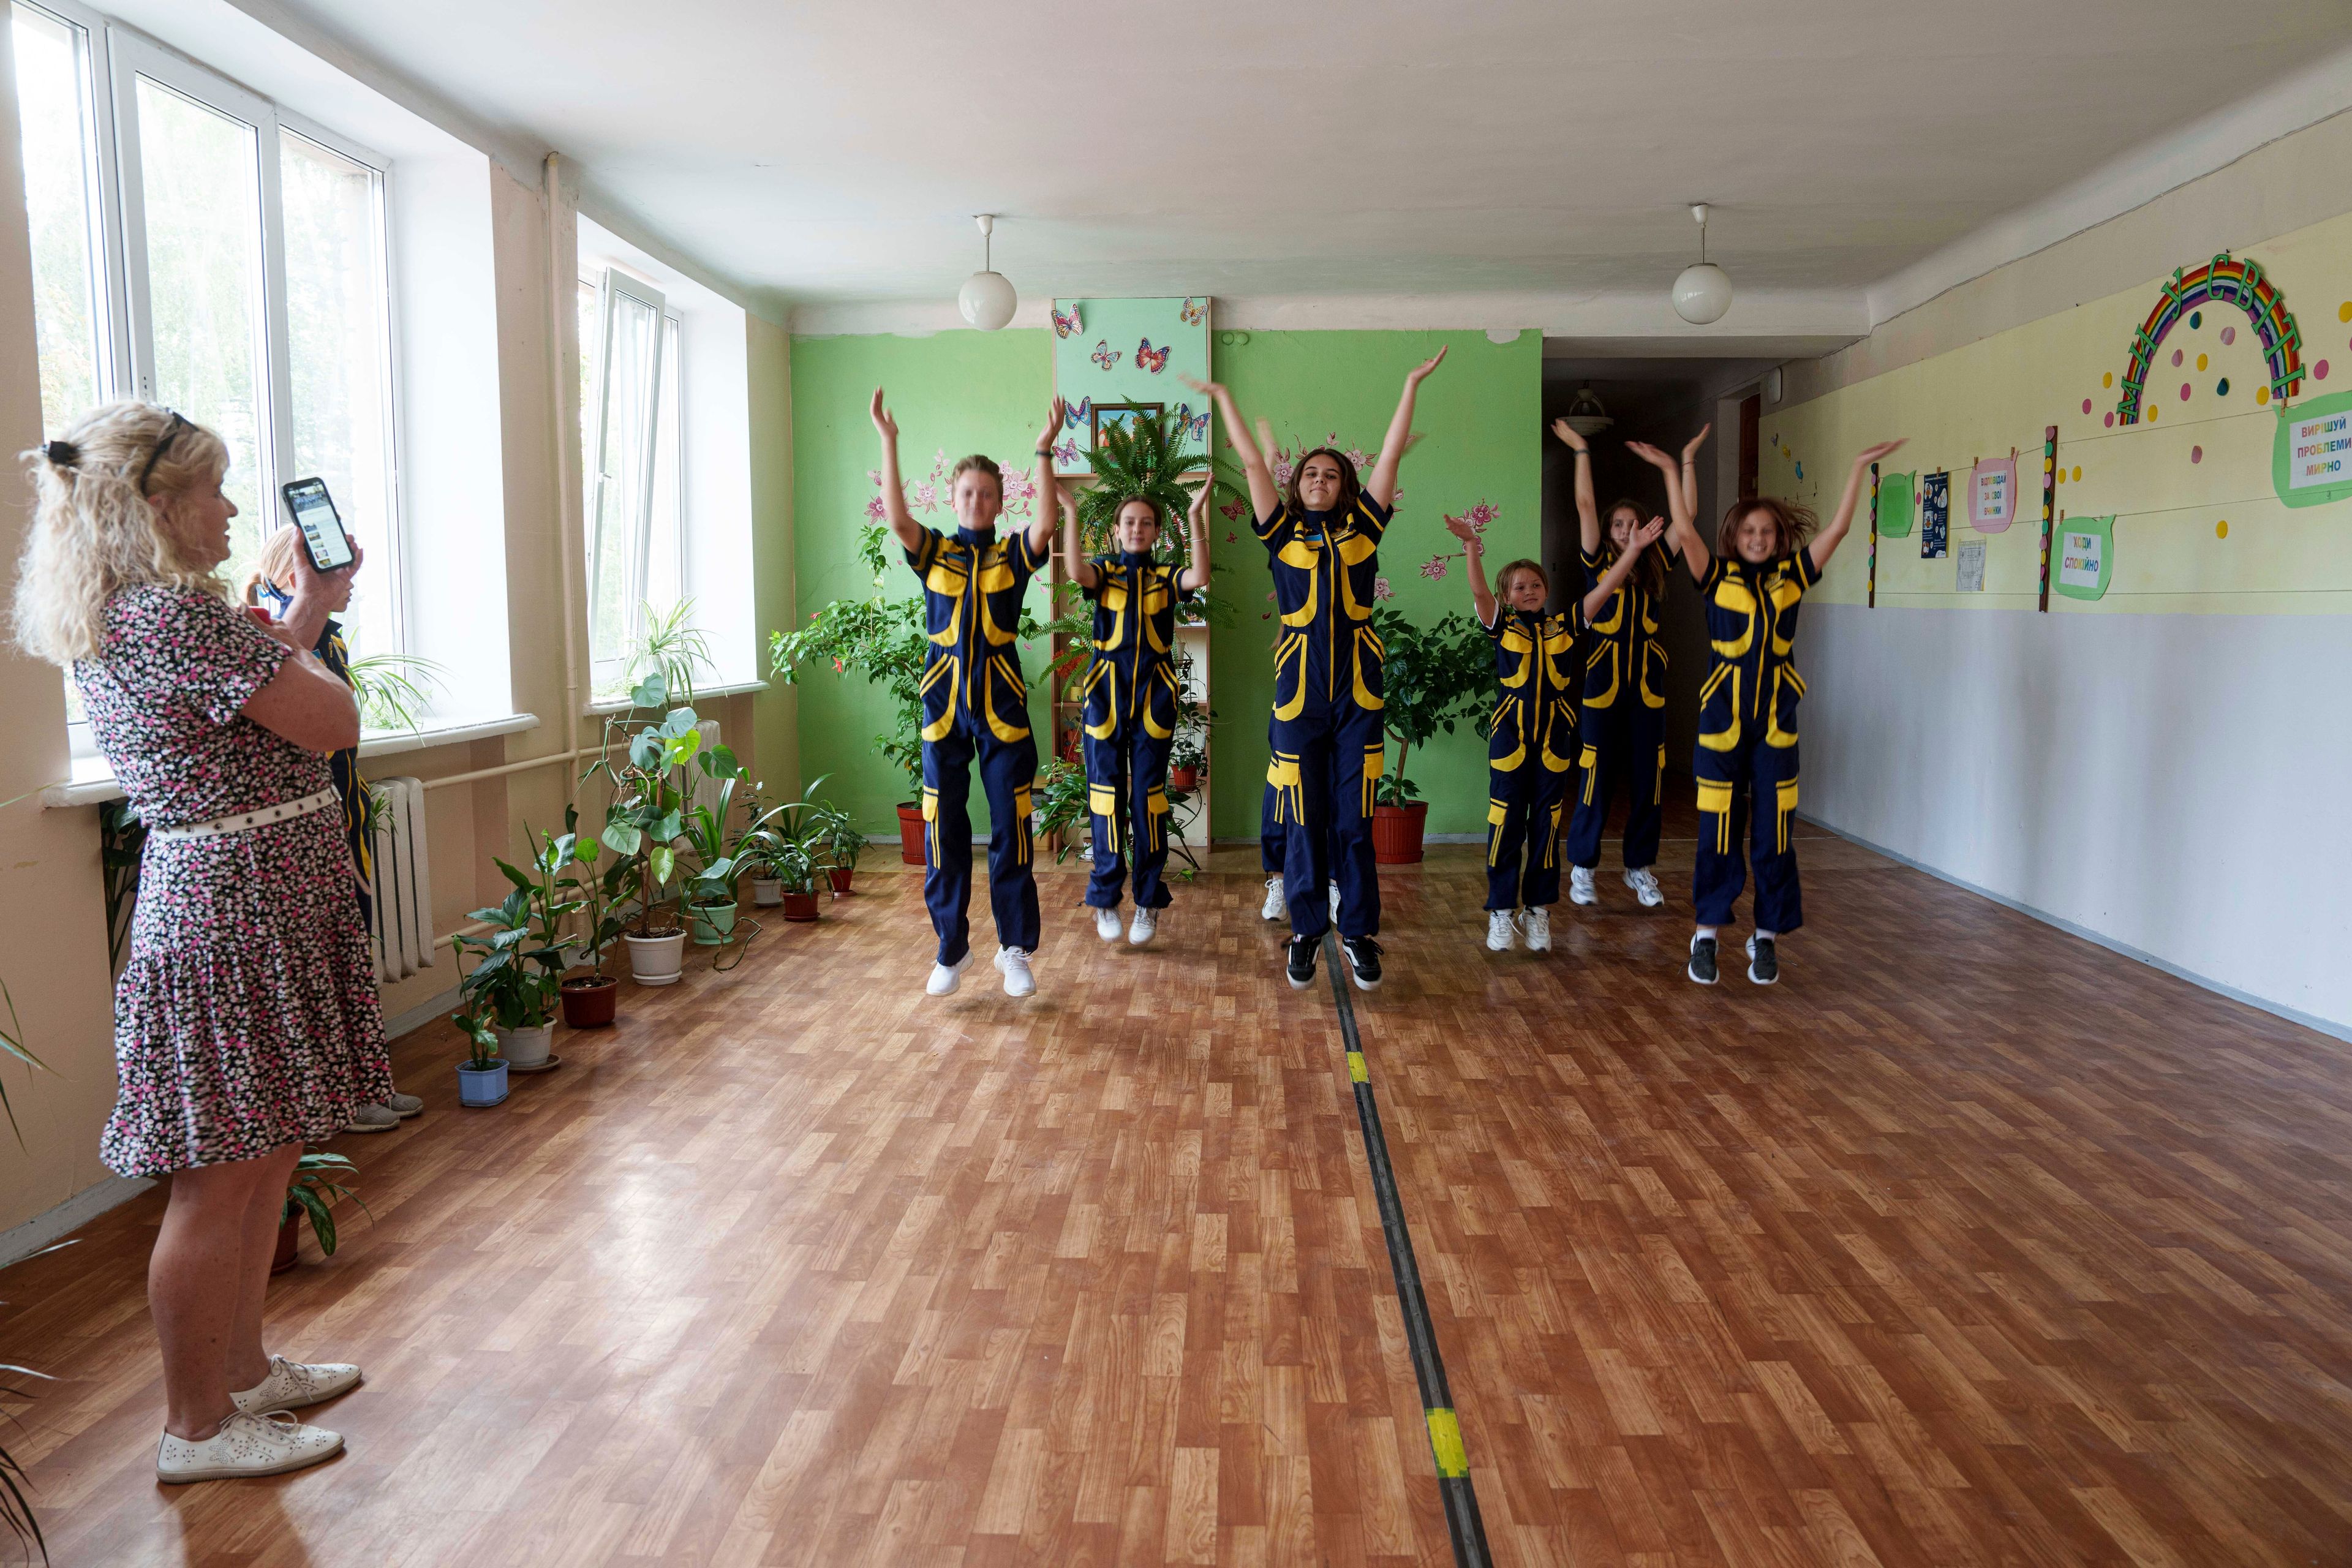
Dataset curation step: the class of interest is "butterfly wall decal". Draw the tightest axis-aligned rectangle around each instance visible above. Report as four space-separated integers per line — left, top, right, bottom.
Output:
1091 340 1121 372
1050 301 1083 339
1065 396 1091 432
1178 298 1205 326
1136 338 1170 374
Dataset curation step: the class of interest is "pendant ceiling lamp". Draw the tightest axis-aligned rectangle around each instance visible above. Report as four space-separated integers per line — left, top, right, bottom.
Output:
957 213 1017 331
1559 384 1613 439
1672 202 1732 326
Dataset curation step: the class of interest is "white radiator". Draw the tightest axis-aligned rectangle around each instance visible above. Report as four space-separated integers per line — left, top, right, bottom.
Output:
367 775 436 983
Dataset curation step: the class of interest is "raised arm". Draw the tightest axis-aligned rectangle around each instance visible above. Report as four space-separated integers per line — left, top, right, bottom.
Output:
1631 439 1709 582
1447 513 1496 626
1062 488 1098 592
1366 346 1445 510
1678 422 1711 545
1812 439 1905 575
1581 518 1665 621
1178 482 1212 592
1551 419 1599 554
1182 375 1278 522
1025 396 1067 559
870 389 924 554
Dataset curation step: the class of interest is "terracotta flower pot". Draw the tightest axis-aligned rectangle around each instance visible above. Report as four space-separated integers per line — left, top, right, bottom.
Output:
1168 766 1199 792
1371 801 1428 865
827 865 855 895
560 974 618 1028
897 803 925 865
782 891 821 922
271 1214 301 1275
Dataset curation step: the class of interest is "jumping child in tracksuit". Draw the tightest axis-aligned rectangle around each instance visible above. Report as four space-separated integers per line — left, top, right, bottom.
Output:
1064 484 1212 945
1185 350 1447 993
1662 436 1904 986
872 388 1065 999
1449 511 1663 952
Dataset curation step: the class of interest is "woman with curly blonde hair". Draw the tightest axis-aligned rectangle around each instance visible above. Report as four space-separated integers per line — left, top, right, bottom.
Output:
13 401 390 1483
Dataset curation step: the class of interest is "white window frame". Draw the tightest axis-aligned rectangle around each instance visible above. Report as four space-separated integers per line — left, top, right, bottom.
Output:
583 265 672 690
13 0 407 736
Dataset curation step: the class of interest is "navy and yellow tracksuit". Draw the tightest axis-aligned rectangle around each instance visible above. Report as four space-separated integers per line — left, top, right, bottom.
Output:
905 524 1044 965
1563 547 1670 873
1691 549 1820 933
1480 603 1581 911
1256 494 1392 940
1078 550 1194 911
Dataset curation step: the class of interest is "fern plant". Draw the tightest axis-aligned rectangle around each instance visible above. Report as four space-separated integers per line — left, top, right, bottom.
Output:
1072 406 1244 556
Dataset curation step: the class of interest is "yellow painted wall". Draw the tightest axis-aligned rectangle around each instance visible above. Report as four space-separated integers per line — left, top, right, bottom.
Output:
1770 207 2352 617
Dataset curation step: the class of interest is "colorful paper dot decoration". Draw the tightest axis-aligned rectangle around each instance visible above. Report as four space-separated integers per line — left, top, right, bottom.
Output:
2189 311 2202 330
2190 445 2203 463
2071 466 2081 482
2081 398 2093 415
2103 371 2114 388
1795 461 1804 478
2256 388 2269 405
2196 353 2208 371
2320 360 2332 380
2149 404 2160 420
2115 252 2302 423
2221 326 2236 345
2104 412 2116 428
2180 383 2192 400
2055 469 2064 484
2217 519 2228 538
2340 301 2352 323
2172 349 2185 368
2217 377 2230 396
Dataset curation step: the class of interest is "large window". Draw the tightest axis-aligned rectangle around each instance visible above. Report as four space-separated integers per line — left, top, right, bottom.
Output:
581 266 680 698
9 1 402 675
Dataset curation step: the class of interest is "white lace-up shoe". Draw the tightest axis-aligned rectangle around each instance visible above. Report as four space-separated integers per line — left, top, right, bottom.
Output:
1569 866 1597 906
231 1355 361 1415
1623 867 1664 908
157 1410 343 1483
925 952 973 995
1517 907 1552 952
1260 877 1286 921
1128 908 1158 946
995 946 1036 997
1093 906 1123 943
1485 910 1516 952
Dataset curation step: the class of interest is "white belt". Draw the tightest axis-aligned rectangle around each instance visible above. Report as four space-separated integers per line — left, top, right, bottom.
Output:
149 787 339 842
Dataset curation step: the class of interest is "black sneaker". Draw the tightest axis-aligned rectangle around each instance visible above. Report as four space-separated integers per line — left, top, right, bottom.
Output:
1687 935 1719 985
1746 935 1778 986
1285 935 1319 990
1341 937 1384 992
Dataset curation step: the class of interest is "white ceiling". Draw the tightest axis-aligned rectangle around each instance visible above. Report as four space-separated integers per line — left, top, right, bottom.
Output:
208 0 2352 326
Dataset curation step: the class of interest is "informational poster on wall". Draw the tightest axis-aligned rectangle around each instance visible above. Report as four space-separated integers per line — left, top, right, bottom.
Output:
1956 538 1985 592
1968 457 2016 532
2275 390 2352 508
2054 515 2114 601
1875 470 1915 537
1920 470 1950 559
1049 297 1213 478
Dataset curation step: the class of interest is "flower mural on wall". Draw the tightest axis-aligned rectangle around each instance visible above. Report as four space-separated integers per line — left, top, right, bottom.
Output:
867 450 1039 522
1373 575 1395 601
1419 500 1500 580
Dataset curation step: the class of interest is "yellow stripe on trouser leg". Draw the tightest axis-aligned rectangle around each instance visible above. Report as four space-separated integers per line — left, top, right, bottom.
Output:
1426 1408 1469 1479
1579 744 1599 805
1487 797 1508 865
1267 756 1303 826
1696 778 1733 854
1775 777 1798 854
1014 784 1034 866
1362 744 1384 817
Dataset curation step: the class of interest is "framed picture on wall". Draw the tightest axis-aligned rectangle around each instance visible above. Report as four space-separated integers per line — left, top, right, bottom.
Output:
1091 401 1164 448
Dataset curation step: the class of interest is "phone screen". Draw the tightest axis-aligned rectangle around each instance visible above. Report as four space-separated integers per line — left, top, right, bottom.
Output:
282 479 355 572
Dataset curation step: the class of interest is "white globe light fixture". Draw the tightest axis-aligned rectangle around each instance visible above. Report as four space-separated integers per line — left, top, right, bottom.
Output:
1672 202 1732 326
957 213 1017 331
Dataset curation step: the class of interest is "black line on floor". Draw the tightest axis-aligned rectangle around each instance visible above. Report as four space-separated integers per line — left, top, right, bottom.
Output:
1322 933 1493 1568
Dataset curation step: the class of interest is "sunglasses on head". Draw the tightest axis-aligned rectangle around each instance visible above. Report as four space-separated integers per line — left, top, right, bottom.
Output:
137 410 187 495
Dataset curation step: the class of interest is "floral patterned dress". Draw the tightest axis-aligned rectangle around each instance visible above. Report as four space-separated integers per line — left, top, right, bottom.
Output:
74 584 393 1177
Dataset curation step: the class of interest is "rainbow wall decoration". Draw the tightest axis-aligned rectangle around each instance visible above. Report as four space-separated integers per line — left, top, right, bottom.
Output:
2116 252 2302 423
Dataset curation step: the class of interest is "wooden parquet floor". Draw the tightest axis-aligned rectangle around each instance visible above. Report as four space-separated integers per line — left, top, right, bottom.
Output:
4 826 2351 1566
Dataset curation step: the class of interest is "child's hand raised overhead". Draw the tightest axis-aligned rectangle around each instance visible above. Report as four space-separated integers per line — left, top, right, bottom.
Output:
1631 516 1667 552
1444 515 1482 547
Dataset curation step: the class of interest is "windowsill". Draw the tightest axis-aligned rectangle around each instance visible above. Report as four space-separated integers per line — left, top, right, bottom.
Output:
582 677 769 718
40 712 541 807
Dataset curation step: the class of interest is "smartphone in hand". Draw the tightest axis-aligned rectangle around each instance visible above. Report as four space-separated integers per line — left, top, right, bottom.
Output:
279 477 356 573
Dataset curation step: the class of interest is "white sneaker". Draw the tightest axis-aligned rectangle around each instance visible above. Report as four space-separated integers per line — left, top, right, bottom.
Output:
231 1355 361 1415
1624 867 1664 908
1517 907 1551 952
1260 876 1286 921
925 952 973 995
1569 866 1597 906
157 1409 343 1484
1485 910 1515 952
1128 908 1158 946
1093 906 1123 943
995 946 1036 998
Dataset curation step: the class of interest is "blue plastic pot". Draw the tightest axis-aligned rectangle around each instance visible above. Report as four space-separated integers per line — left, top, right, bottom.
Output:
457 1060 509 1107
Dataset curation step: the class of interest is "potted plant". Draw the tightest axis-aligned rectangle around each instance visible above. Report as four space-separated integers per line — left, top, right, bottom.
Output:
766 834 822 921
450 855 570 1071
813 800 866 894
554 804 629 1027
450 1011 508 1106
677 743 751 946
1366 606 1492 864
273 1150 369 1274
731 775 833 904
584 672 706 982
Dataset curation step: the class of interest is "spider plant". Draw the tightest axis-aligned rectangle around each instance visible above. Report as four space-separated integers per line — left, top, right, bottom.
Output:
624 599 713 710
347 652 447 733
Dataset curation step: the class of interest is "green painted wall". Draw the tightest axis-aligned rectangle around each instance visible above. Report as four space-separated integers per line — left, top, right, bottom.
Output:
785 324 1540 840
1207 329 1540 838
